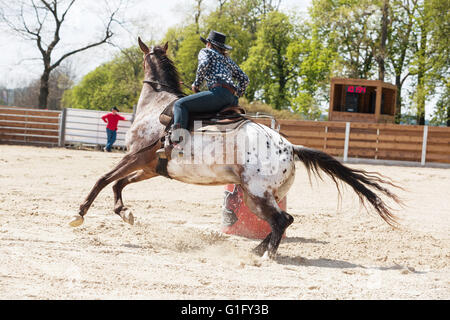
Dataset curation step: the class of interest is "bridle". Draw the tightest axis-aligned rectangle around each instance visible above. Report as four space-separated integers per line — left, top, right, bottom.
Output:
142 46 190 94
142 79 174 89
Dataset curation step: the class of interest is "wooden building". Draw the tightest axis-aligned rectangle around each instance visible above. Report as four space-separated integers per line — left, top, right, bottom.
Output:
329 78 397 123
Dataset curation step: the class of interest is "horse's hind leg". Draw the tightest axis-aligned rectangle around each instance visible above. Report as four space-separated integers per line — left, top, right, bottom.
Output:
112 169 157 223
242 190 294 258
252 232 272 256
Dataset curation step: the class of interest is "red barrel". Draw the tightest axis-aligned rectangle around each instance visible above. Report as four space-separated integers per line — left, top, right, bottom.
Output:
222 184 287 239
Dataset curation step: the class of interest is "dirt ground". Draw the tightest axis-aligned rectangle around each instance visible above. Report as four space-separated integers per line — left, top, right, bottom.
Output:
0 145 449 299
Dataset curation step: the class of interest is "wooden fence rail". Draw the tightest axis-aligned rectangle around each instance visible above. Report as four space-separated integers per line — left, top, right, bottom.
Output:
0 106 61 145
1 106 449 165
271 119 450 164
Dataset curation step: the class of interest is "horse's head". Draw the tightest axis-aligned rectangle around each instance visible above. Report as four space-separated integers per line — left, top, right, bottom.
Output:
138 37 182 94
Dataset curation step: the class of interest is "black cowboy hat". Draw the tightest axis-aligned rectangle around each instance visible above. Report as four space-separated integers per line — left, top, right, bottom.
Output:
111 106 120 112
200 30 232 51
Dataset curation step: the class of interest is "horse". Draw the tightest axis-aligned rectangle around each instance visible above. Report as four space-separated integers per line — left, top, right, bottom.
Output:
70 38 401 259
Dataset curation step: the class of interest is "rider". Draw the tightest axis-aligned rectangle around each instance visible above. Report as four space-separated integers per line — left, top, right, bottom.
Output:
157 30 249 157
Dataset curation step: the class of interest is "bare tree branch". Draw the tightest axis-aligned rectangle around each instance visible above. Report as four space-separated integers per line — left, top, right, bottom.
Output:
0 0 126 108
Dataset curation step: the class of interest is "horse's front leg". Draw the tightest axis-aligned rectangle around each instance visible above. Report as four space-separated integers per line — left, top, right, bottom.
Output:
112 169 157 224
70 141 160 227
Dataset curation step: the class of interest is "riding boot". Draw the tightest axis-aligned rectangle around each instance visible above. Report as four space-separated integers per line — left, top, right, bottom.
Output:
156 124 184 160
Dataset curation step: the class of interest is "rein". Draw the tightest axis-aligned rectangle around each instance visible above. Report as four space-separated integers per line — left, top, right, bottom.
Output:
143 47 191 95
142 80 187 98
142 79 174 89
142 79 191 91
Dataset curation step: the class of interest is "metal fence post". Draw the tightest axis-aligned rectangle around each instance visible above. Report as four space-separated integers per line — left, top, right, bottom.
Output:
58 108 67 147
421 125 428 166
343 122 350 162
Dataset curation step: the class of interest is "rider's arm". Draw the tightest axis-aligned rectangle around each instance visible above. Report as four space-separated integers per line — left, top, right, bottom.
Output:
231 61 250 97
192 49 210 90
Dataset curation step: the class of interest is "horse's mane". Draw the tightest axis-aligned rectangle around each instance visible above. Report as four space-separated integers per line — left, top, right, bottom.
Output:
153 45 185 97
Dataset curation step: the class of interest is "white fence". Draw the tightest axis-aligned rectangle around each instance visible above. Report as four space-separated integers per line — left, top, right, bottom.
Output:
62 108 133 148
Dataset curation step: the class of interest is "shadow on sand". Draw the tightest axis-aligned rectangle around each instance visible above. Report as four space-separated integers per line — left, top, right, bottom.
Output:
281 236 329 245
276 255 364 269
275 255 427 275
275 237 425 273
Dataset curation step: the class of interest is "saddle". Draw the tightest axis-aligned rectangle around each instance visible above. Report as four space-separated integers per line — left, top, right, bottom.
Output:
159 100 247 133
156 100 249 162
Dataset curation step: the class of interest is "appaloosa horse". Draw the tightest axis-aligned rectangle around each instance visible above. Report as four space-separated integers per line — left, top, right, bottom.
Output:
71 38 401 258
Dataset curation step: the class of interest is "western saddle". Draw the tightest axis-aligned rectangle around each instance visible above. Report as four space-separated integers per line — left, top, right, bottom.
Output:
156 99 249 160
159 99 247 131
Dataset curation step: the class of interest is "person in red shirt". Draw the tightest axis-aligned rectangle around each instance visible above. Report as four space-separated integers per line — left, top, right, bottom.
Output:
101 107 127 152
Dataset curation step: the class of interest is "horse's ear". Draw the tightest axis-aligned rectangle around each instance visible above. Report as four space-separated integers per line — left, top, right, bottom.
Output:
138 37 149 54
163 41 169 53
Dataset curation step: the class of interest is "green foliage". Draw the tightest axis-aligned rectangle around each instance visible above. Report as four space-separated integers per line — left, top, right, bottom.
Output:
408 0 450 124
241 11 297 109
61 0 449 125
290 92 322 120
62 46 145 112
309 0 382 79
430 80 450 126
203 5 255 65
173 25 205 90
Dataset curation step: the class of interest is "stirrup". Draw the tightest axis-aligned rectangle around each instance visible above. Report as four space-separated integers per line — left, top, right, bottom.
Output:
156 147 167 159
156 132 183 160
168 124 184 158
157 143 183 160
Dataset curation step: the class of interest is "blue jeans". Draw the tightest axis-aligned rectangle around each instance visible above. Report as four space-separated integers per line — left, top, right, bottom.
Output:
173 86 239 129
105 128 117 151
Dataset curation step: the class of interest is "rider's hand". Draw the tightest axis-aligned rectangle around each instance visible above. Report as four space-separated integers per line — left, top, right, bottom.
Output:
192 85 199 93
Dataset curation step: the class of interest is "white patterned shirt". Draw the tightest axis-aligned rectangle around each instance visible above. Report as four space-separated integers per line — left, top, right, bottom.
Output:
193 48 249 97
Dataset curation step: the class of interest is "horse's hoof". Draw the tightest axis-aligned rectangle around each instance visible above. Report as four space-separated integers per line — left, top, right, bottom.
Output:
121 211 134 225
252 247 265 257
262 251 277 260
69 216 84 227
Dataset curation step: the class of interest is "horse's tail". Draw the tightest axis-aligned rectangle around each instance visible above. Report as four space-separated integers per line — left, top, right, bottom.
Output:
293 145 402 228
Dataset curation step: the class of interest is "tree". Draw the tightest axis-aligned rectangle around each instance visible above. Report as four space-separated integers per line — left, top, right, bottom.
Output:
409 0 449 125
376 0 389 81
193 0 204 34
286 21 336 119
203 1 258 65
171 25 205 91
387 0 418 122
14 64 74 109
430 80 449 126
62 46 144 111
0 0 126 109
242 11 298 109
310 0 381 79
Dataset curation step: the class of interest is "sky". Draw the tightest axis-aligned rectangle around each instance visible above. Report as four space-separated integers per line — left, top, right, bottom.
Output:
0 0 311 89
